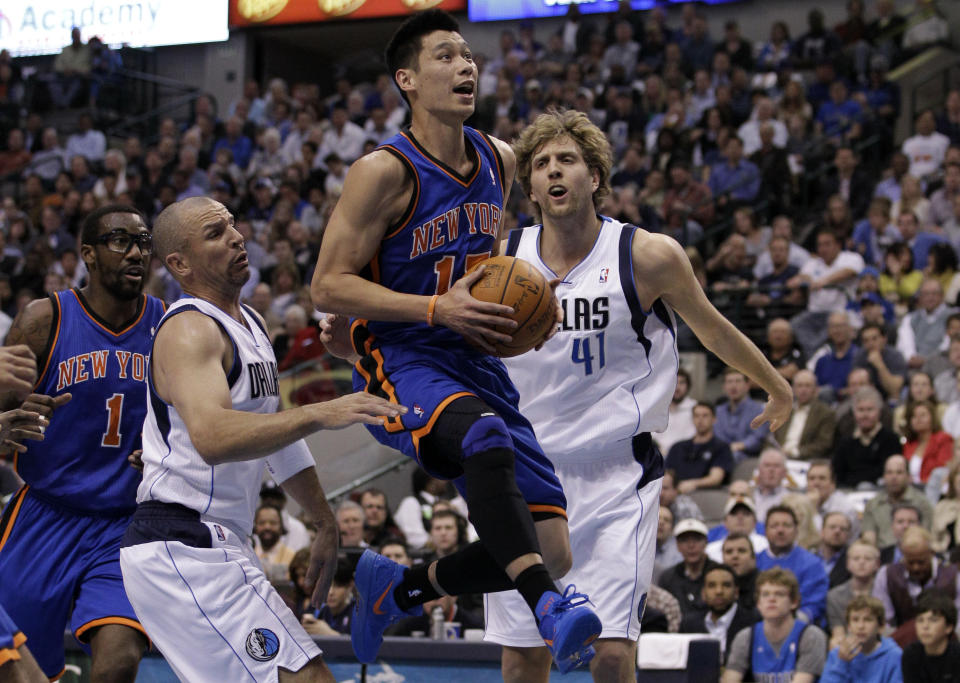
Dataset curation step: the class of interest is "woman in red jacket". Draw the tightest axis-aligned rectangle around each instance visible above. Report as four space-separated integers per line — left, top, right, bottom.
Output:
904 399 954 483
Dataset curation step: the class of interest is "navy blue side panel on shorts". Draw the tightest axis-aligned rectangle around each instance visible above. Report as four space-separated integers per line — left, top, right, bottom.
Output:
0 487 145 677
352 332 566 515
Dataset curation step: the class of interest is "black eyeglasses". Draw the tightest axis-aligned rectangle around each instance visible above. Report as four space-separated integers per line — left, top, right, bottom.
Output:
95 230 153 255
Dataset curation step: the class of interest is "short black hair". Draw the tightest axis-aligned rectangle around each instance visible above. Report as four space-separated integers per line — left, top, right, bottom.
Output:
723 531 756 556
693 401 715 416
916 589 957 628
333 559 356 586
81 204 146 246
705 563 738 584
384 9 460 105
766 504 798 526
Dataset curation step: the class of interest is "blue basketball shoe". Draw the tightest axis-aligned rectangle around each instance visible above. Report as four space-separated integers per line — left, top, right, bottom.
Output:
351 549 422 663
536 584 602 674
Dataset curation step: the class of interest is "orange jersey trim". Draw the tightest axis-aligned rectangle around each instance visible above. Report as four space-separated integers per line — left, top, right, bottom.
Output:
370 349 403 432
0 632 26 666
528 504 567 520
50 666 66 681
410 391 475 456
0 486 28 553
380 145 421 240
34 293 63 391
478 133 504 197
399 132 481 188
75 616 148 643
70 290 148 337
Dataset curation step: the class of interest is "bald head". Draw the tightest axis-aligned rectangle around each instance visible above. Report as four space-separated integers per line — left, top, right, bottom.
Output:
901 525 932 553
154 196 224 265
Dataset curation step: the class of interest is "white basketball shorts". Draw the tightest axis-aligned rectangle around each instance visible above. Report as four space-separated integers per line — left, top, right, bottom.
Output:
484 446 662 647
120 520 321 682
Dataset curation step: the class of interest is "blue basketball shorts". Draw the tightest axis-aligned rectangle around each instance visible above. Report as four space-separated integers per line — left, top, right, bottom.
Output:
352 335 566 516
0 486 145 678
0 602 26 668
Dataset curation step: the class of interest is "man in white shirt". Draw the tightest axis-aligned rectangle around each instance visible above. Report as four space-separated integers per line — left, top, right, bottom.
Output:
806 461 859 537
902 110 950 180
363 107 400 145
898 278 956 369
315 104 366 170
738 98 788 157
65 113 106 163
788 229 865 356
280 110 317 166
656 368 697 455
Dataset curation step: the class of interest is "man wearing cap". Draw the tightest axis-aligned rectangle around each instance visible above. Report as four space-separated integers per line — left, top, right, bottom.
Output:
665 401 734 493
658 519 720 619
680 563 759 664
706 496 769 562
852 322 907 399
773 369 836 460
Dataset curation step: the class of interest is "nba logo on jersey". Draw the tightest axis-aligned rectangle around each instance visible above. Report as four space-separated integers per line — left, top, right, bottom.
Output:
214 524 225 541
599 268 609 284
413 404 424 417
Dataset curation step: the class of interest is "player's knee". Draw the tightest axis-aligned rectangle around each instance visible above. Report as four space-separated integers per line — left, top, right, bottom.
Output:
90 650 140 683
460 415 512 459
590 639 636 680
501 646 551 683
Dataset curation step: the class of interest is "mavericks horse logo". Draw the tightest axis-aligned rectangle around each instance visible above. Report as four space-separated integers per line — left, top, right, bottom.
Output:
245 628 279 661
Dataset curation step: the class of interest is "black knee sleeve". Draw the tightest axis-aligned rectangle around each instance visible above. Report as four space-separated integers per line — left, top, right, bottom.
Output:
462 447 542 569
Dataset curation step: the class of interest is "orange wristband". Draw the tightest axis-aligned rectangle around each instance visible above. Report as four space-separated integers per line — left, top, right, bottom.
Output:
426 294 439 326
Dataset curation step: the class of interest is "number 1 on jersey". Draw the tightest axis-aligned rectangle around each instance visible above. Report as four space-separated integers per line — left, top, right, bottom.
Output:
433 252 491 295
101 393 124 447
572 331 606 375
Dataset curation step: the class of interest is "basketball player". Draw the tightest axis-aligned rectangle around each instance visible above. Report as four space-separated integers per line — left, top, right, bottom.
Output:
0 603 46 683
311 10 600 673
482 110 793 683
118 197 403 682
0 204 166 682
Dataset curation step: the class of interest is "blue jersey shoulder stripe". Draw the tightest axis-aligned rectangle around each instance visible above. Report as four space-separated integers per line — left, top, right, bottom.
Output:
618 224 651 355
505 227 524 257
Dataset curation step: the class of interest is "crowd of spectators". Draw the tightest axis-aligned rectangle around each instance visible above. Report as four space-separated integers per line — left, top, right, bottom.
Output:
0 0 959 677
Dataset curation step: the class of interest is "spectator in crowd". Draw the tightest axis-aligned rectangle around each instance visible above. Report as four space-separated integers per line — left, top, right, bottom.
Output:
253 504 297 585
707 496 768 561
738 98 788 157
316 103 366 167
852 199 901 268
782 493 822 551
755 20 792 73
722 567 828 683
748 239 804 312
661 157 715 233
659 518 719 619
757 505 830 624
660 468 705 523
863 455 933 548
853 322 907 399
708 135 761 209
655 505 683 584
873 526 960 646
932 459 960 553
903 109 950 181
259 482 311 551
774 370 837 460
930 162 960 230
680 563 760 665
65 113 106 163
301 560 356 636
0 129 30 179
393 468 469 551
665 401 735 491
714 367 769 461
379 539 412 568
823 146 875 221
762 318 806 383
807 461 859 536
791 230 865 358
336 499 368 549
901 589 960 682
893 177 933 229
656 368 697 455
881 503 924 565
820 595 904 683
359 488 404 548
810 311 859 399
49 27 90 108
213 116 254 171
425 508 465 561
899 278 955 370
903 400 953 484
876 151 911 203
895 371 947 437
387 592 483 637
827 541 881 646
816 81 863 143
880 241 924 305
723 532 759 611
817 512 854 588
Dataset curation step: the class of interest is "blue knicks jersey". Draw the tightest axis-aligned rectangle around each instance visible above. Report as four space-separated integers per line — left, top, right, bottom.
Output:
16 289 166 513
362 127 505 347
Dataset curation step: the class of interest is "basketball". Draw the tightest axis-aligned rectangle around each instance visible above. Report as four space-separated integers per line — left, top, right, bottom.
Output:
465 255 556 358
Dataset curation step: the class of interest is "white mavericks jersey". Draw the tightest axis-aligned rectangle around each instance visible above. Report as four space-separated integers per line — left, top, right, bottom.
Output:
503 217 679 461
137 297 313 536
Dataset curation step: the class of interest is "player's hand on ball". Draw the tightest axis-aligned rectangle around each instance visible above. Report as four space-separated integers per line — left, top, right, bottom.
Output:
319 314 360 362
436 265 517 354
0 408 47 452
0 345 37 401
313 392 407 429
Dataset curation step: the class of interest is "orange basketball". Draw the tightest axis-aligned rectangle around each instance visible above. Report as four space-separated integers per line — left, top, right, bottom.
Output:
465 255 555 357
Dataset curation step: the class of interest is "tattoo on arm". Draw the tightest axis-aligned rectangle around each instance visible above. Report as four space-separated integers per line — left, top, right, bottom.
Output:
7 299 54 361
